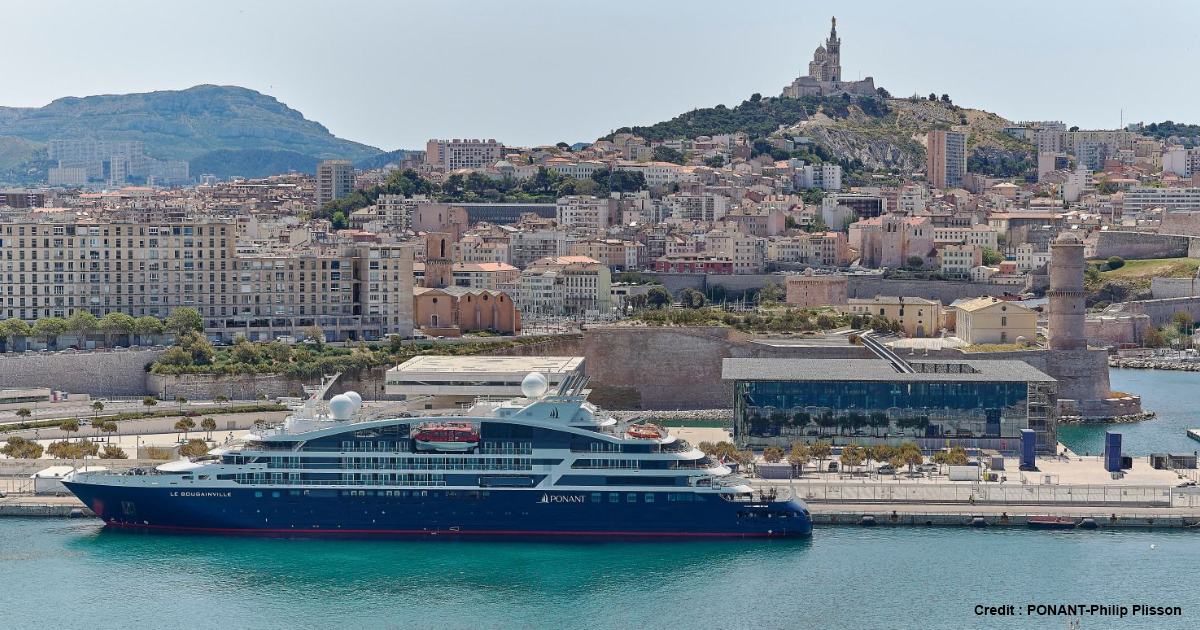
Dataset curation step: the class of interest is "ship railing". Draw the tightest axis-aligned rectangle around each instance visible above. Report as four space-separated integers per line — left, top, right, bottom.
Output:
229 478 449 487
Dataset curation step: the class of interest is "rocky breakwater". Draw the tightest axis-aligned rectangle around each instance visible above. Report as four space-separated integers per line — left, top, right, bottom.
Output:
1110 357 1200 372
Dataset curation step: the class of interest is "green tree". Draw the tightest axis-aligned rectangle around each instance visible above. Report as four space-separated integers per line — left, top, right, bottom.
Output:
947 445 970 466
99 445 128 459
1173 311 1194 333
646 286 673 309
304 325 326 347
214 394 230 407
157 346 194 367
900 442 924 476
66 310 98 345
174 417 196 441
788 442 810 475
179 439 211 459
1143 327 1168 348
91 400 105 419
758 281 786 303
142 397 158 411
981 247 1004 266
166 307 204 335
58 419 80 441
1 318 31 351
651 146 686 165
133 316 165 345
680 288 706 309
98 312 135 348
840 443 864 473
232 340 259 364
1106 256 1125 270
31 317 68 348
762 445 785 463
1 436 44 459
906 255 924 269
201 417 217 440
810 442 832 471
102 421 118 443
15 407 32 421
178 331 215 364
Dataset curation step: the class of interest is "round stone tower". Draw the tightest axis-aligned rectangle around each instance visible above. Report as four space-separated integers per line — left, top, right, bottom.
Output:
1047 232 1087 350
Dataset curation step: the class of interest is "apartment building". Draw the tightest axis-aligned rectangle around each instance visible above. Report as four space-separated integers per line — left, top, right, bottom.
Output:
844 296 943 337
569 238 642 271
934 225 998 250
766 232 850 267
425 139 504 171
705 229 764 274
1122 187 1200 214
0 217 413 342
663 193 728 222
926 130 967 189
556 196 616 231
508 229 571 269
1163 147 1200 178
316 160 355 206
938 244 982 279
516 256 611 316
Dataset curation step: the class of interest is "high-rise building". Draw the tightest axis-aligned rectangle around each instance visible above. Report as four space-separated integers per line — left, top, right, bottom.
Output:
316 160 355 207
926 130 967 189
424 139 504 171
108 156 127 187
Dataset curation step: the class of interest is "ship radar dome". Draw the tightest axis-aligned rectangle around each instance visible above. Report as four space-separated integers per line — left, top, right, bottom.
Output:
344 391 363 412
521 372 549 398
329 394 354 420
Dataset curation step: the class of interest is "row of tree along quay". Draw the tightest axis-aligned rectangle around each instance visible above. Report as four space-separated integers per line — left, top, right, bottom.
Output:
700 440 971 476
0 307 206 351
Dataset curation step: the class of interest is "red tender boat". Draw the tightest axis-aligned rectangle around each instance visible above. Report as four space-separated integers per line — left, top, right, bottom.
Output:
414 422 480 452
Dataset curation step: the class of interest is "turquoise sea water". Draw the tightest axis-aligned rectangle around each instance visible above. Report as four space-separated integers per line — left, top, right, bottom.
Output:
1058 369 1200 456
0 518 1196 630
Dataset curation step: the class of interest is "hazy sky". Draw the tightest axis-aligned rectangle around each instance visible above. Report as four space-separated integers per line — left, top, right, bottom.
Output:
6 0 1197 151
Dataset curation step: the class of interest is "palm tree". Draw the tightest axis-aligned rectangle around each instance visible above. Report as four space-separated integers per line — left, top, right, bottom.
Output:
89 417 105 439
91 400 105 420
201 417 217 440
59 419 80 442
102 421 118 443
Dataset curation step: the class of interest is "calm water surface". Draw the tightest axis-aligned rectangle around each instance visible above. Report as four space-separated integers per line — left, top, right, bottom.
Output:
0 518 1197 630
1059 369 1200 456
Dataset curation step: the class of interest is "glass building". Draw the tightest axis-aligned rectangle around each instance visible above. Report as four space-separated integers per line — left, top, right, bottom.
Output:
722 358 1058 453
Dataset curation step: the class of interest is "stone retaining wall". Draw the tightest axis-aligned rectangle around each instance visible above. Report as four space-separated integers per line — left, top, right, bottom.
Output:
0 348 166 396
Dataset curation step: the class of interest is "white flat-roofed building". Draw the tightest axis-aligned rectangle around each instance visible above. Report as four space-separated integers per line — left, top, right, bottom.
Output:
385 355 585 407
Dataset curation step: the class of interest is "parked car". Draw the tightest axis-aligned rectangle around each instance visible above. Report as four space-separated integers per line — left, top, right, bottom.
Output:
184 411 200 417
827 462 839 472
876 464 896 475
916 463 939 473
0 490 7 498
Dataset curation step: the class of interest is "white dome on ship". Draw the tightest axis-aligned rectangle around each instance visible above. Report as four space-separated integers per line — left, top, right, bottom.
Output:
329 394 354 420
344 391 363 412
521 372 549 398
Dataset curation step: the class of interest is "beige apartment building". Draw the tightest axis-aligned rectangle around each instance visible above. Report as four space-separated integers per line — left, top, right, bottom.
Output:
316 160 355 207
0 217 413 343
844 295 943 338
954 297 1037 345
425 139 504 171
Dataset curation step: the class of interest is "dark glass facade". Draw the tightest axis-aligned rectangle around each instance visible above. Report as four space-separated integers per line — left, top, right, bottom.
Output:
732 378 1056 453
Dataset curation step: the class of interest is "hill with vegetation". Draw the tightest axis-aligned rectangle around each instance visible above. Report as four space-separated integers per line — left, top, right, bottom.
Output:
1085 257 1200 305
0 85 380 182
603 92 1037 182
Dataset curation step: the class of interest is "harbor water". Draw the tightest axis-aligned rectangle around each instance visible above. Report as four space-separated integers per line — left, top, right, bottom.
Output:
0 518 1196 630
1059 369 1200 456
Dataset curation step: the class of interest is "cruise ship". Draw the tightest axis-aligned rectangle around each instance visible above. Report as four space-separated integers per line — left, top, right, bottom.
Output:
63 373 811 538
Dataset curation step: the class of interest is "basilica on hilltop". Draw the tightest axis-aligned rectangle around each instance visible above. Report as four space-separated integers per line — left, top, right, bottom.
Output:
781 17 877 99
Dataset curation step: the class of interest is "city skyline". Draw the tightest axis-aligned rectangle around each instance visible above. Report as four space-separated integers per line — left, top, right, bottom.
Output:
5 0 1196 151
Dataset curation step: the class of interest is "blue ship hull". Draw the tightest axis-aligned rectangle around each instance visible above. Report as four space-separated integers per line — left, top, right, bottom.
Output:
64 483 812 538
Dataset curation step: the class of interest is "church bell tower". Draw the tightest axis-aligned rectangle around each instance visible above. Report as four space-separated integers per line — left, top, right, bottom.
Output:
826 17 841 82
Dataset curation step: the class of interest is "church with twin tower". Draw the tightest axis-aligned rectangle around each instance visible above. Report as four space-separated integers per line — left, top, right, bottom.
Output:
781 17 877 99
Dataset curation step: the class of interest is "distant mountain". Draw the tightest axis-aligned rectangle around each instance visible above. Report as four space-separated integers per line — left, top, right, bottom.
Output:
188 149 321 180
0 85 380 175
356 149 412 171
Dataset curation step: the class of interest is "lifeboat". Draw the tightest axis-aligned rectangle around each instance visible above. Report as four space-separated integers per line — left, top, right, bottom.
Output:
626 423 664 440
414 422 480 452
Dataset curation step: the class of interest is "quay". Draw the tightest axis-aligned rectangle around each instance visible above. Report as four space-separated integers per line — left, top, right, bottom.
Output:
810 504 1200 529
1188 429 1200 443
